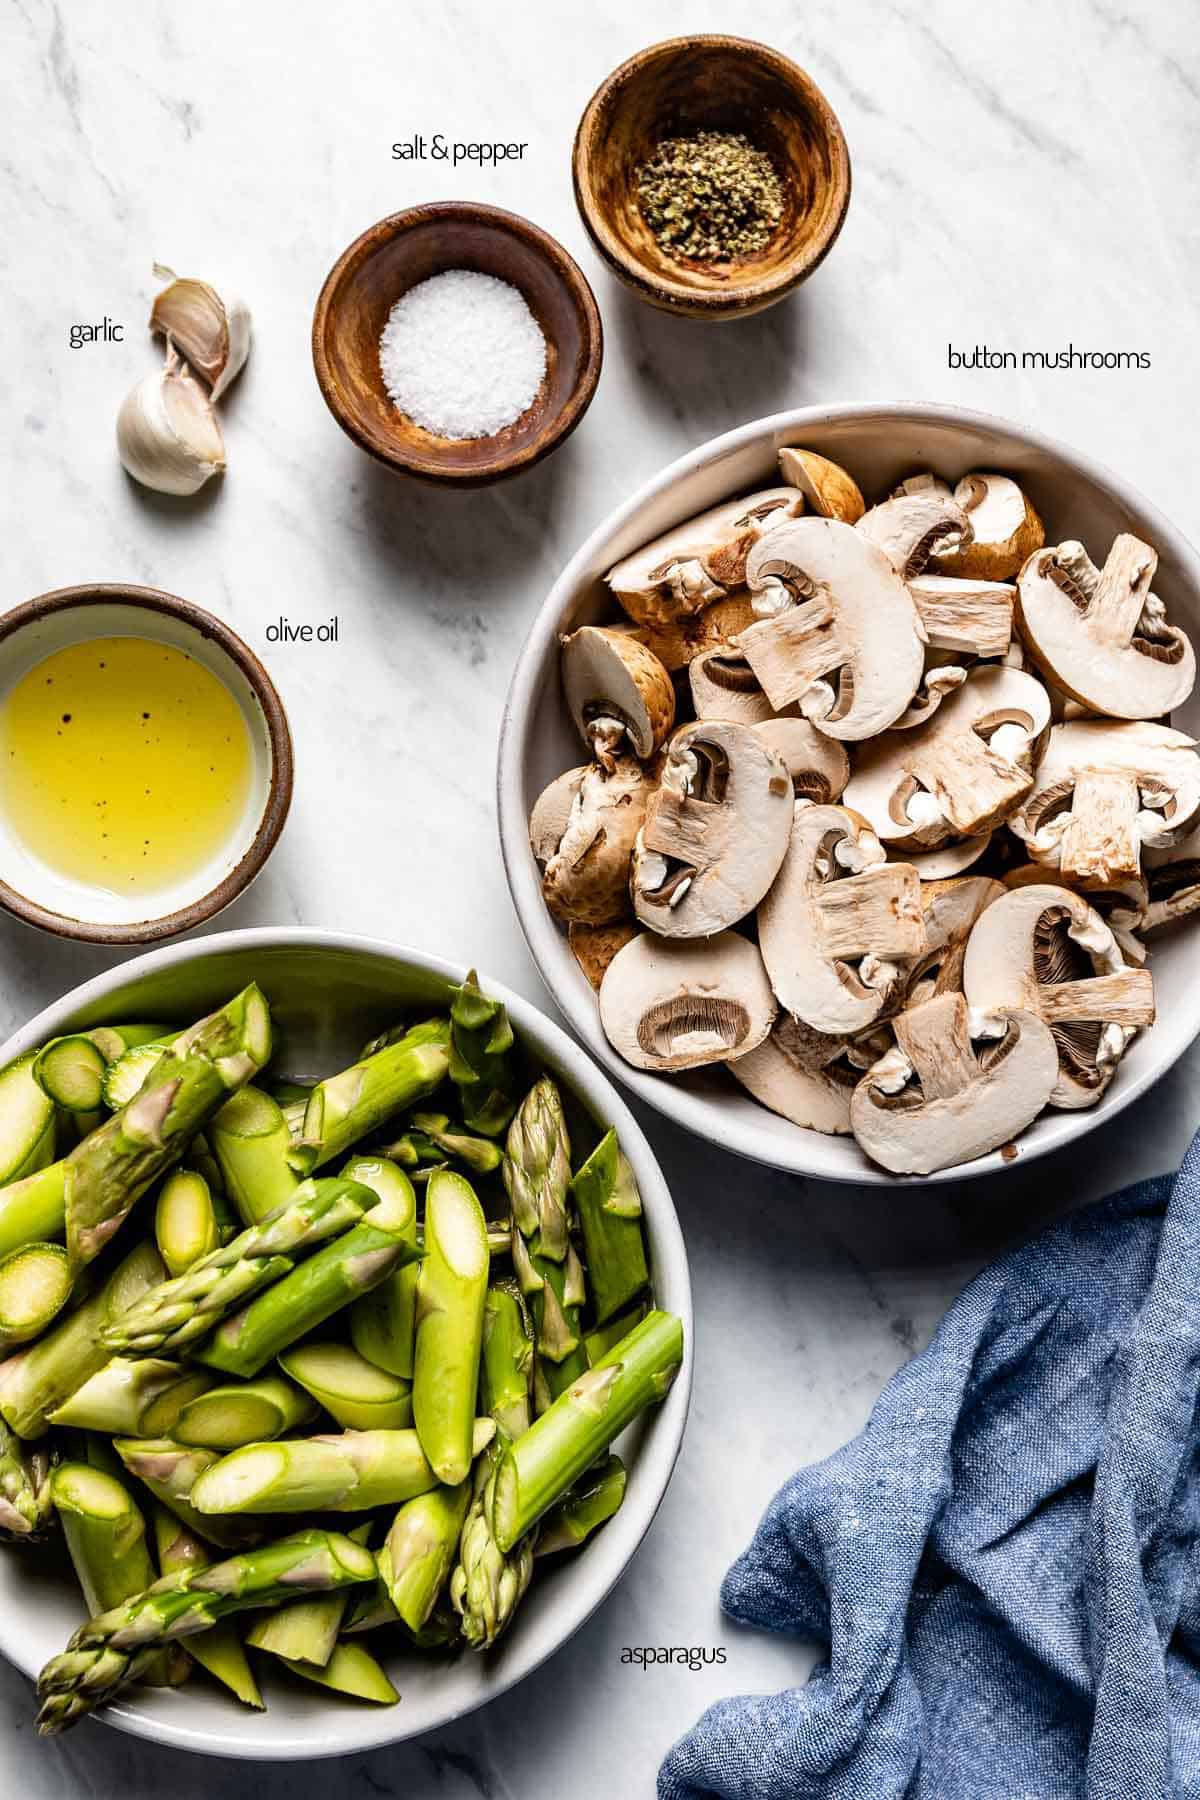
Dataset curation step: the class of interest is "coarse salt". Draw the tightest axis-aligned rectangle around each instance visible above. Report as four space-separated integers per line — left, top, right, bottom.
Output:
379 269 547 441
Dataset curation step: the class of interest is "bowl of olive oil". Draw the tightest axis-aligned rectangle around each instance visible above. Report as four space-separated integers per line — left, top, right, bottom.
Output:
0 586 292 942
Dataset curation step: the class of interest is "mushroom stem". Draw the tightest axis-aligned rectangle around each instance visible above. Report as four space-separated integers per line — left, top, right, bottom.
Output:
1059 769 1141 886
814 865 926 962
1036 970 1155 1029
893 994 978 1101
736 594 847 712
907 729 1033 838
1083 535 1159 647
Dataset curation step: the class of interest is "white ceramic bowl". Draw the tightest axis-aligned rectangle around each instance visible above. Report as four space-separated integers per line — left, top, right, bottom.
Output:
498 403 1200 1184
0 928 692 1758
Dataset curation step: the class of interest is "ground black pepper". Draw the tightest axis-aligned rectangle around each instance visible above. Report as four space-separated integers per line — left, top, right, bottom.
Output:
635 130 785 262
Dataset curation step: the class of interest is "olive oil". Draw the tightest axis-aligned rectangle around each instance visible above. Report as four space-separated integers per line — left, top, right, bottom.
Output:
0 637 252 895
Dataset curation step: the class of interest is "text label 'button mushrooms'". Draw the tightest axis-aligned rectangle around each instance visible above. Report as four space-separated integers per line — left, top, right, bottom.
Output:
738 518 927 735
606 487 805 627
961 882 1155 1110
631 720 793 937
598 931 776 1073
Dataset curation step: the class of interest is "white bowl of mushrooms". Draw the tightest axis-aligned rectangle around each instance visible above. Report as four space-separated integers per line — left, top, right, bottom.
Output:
498 405 1200 1182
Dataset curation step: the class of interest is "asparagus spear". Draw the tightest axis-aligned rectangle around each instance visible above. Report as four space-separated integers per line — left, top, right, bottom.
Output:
412 1170 490 1485
289 1019 451 1176
101 1036 179 1110
245 1521 372 1667
140 1369 221 1438
103 1177 377 1358
85 1023 174 1063
65 986 272 1268
448 974 517 1137
489 1310 684 1552
535 1454 626 1555
197 1216 420 1380
0 1418 53 1539
347 1162 419 1381
35 1527 377 1733
0 1054 57 1186
155 1169 221 1276
450 1449 534 1650
281 1640 398 1704
377 1480 471 1632
33 1038 109 1115
49 1358 202 1436
113 1439 260 1551
210 1086 300 1226
152 1505 263 1707
570 1130 649 1325
503 1076 571 1261
173 1375 318 1449
0 1162 66 1260
190 1419 495 1515
405 1114 502 1175
0 1241 165 1437
480 1281 533 1441
0 1242 73 1351
278 1343 413 1431
583 1301 649 1368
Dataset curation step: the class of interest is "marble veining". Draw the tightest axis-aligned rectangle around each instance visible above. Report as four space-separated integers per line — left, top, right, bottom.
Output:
1 0 1198 1791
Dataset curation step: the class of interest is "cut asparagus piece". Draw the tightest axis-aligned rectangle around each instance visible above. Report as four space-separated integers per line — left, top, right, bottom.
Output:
191 1419 495 1515
480 1281 533 1440
210 1085 300 1226
503 1076 571 1261
104 1177 377 1358
35 1527 377 1733
247 1520 373 1667
449 974 517 1137
340 1156 418 1232
114 1438 260 1551
413 1170 490 1485
407 1114 503 1175
198 1218 420 1380
65 986 272 1268
290 1019 451 1176
86 1023 174 1064
407 1597 461 1652
174 1375 318 1449
450 1446 534 1649
536 1453 626 1555
583 1302 649 1368
347 1161 419 1381
489 1310 684 1551
49 1358 199 1436
378 1480 471 1632
570 1129 649 1325
281 1640 399 1704
0 1418 53 1539
33 1038 109 1114
279 1342 413 1430
343 1584 400 1636
140 1369 220 1439
100 1037 179 1110
0 1241 165 1437
155 1169 221 1276
0 1054 57 1186
152 1504 263 1707
0 1162 66 1260
0 1242 72 1351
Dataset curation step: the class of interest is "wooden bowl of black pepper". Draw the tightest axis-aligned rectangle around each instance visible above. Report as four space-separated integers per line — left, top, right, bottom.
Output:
573 36 851 320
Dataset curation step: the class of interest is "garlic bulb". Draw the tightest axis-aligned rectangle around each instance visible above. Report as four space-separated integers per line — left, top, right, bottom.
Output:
116 347 225 496
150 262 251 402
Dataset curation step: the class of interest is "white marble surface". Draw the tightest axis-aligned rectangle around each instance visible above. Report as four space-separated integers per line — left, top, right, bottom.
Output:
1 0 1199 1791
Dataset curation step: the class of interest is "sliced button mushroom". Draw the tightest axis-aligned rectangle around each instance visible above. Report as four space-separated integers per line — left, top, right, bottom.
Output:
1009 720 1200 888
530 767 584 868
891 653 970 731
777 447 865 523
931 474 1044 581
1002 861 1147 966
907 574 1015 658
903 834 994 879
758 803 926 1034
1143 821 1200 933
729 1013 855 1134
961 883 1155 1109
606 488 806 627
850 993 1058 1175
615 594 756 672
856 481 972 578
751 717 849 802
844 666 1052 847
738 518 926 738
903 875 1005 1006
1016 534 1196 718
689 644 783 725
561 626 675 769
540 758 653 926
598 930 776 1072
631 720 793 937
568 920 637 990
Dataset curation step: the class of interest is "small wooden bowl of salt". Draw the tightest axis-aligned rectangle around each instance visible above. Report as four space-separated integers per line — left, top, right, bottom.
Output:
313 203 603 486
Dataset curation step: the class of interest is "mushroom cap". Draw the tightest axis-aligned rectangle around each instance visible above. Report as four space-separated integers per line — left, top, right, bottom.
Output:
616 594 756 672
1016 540 1196 719
932 473 1045 581
568 920 637 990
750 717 849 801
632 719 793 938
843 665 1052 846
856 485 972 578
758 802 926 1034
689 645 785 725
850 1006 1058 1175
777 447 865 524
607 487 806 626
729 1014 854 1133
530 766 585 867
1009 719 1200 864
542 758 652 926
598 930 776 1072
561 626 675 762
741 517 926 741
903 835 994 879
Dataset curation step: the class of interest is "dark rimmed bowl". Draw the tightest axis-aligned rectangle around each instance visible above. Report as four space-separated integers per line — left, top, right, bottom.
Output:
573 35 851 320
0 585 293 944
312 203 603 486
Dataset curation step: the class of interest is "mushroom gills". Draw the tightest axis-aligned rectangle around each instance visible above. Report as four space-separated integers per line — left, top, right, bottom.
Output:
561 626 675 767
598 931 776 1073
606 488 806 627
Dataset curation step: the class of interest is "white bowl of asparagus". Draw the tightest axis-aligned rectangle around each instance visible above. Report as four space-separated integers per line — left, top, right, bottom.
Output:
0 929 690 1757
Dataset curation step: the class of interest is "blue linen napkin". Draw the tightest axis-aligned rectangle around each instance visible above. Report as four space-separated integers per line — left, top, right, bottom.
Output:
660 1135 1200 1800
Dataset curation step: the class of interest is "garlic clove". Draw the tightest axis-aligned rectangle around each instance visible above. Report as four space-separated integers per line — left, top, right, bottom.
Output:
116 348 225 496
150 262 251 402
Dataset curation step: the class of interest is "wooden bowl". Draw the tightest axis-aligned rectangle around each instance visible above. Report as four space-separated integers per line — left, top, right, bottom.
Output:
573 35 851 320
312 204 603 486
